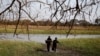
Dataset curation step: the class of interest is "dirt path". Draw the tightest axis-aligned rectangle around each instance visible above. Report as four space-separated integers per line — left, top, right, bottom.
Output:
36 46 81 56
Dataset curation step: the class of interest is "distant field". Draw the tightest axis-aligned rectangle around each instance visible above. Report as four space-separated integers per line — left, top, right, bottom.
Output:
0 25 100 34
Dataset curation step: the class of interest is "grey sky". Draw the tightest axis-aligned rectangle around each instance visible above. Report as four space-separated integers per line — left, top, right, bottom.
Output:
0 0 100 23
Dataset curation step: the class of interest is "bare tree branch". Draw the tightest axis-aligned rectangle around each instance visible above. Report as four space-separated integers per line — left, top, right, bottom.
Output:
14 0 21 36
0 0 15 15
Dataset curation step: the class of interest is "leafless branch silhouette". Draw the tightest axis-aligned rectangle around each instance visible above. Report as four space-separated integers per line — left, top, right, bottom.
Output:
0 0 100 38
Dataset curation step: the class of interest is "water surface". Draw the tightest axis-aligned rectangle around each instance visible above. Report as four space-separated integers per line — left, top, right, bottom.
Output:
0 33 100 43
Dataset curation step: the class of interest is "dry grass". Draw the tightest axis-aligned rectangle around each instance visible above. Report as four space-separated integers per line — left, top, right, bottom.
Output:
0 25 100 30
0 25 100 34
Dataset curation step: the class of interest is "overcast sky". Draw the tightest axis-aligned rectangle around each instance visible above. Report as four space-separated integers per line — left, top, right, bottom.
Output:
0 0 100 23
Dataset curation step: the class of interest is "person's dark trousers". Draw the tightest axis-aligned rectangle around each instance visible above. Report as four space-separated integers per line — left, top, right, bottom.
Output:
47 44 50 52
52 45 57 52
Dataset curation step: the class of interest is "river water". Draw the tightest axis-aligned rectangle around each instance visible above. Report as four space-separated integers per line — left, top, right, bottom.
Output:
0 33 100 43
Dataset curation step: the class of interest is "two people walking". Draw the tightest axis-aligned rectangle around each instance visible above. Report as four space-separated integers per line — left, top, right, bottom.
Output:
45 36 59 52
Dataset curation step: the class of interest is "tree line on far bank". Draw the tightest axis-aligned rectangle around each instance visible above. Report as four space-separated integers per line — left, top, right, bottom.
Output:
0 18 100 26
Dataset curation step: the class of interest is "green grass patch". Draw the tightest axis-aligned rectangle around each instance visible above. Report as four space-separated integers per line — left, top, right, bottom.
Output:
59 38 100 56
0 40 71 56
0 38 100 56
0 40 43 56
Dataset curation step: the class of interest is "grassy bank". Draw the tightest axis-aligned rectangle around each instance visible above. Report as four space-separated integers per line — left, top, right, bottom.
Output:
59 38 100 56
0 25 100 34
0 40 43 56
0 38 100 56
0 40 66 56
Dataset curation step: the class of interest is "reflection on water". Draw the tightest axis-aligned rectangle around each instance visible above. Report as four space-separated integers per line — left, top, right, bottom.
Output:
0 33 100 43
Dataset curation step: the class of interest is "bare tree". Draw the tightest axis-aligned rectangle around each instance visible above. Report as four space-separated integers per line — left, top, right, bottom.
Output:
0 0 100 38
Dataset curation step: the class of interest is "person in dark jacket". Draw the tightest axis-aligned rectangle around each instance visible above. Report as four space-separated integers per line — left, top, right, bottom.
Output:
45 36 52 52
52 37 59 52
